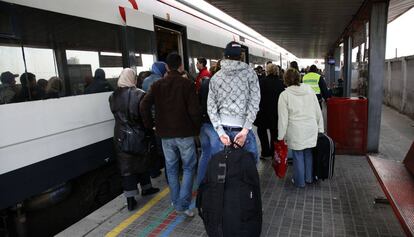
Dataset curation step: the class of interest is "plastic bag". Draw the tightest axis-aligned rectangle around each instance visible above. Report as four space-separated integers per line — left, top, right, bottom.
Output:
272 140 288 178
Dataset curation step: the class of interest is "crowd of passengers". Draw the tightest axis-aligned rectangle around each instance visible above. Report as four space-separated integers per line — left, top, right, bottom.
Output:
0 68 115 104
109 41 330 215
0 41 330 217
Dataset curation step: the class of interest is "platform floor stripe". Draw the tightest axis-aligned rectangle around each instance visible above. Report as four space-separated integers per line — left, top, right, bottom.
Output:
159 200 196 237
105 188 170 237
138 206 175 237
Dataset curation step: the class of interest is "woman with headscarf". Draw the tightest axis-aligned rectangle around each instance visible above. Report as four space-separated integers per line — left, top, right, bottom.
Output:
109 68 159 211
142 62 167 92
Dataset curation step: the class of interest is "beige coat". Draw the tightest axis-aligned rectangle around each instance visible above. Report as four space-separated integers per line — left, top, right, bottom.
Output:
277 84 324 150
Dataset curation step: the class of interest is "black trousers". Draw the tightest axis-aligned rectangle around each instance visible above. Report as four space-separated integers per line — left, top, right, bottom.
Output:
257 127 278 157
122 172 152 192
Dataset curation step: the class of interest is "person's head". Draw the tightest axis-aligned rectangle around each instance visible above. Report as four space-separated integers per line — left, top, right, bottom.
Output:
151 61 167 76
165 53 183 72
37 79 48 90
20 72 36 87
47 76 63 93
196 57 207 71
290 61 299 72
137 70 151 88
210 60 221 76
283 68 301 87
1 71 18 85
266 63 279 76
224 41 242 61
309 64 318 73
94 68 106 80
266 61 273 65
117 68 137 88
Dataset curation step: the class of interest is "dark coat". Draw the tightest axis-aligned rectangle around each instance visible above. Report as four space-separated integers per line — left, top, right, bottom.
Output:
109 87 148 176
140 70 201 138
85 69 113 94
254 74 285 129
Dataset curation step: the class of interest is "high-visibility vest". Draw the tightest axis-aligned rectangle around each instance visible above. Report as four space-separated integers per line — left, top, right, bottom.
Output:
302 72 321 94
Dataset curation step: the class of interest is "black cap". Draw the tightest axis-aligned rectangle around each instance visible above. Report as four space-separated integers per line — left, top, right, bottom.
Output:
224 41 242 57
0 71 18 84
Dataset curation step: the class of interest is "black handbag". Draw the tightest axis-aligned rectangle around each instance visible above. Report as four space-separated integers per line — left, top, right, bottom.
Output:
117 88 148 155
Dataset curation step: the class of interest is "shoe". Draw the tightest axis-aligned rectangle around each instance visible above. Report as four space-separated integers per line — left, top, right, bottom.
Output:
141 187 160 196
150 170 162 179
127 197 137 211
177 209 195 217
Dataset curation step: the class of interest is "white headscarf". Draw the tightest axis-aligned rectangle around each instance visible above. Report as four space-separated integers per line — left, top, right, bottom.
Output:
117 68 137 88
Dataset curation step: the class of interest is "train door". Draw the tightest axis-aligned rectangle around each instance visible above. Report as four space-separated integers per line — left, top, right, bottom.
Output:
240 45 249 64
154 18 189 70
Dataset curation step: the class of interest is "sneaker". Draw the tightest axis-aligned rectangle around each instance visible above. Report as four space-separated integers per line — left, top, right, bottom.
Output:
177 209 195 217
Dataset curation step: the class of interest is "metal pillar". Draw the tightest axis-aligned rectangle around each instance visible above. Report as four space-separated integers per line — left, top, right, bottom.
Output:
367 1 389 152
343 36 352 96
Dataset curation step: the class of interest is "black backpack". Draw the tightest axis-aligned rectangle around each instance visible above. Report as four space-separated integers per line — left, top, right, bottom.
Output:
196 145 262 237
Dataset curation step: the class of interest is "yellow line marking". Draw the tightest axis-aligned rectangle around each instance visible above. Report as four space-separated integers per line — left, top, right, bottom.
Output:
105 188 170 237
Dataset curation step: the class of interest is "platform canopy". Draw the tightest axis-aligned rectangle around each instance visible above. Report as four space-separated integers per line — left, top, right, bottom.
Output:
204 0 414 58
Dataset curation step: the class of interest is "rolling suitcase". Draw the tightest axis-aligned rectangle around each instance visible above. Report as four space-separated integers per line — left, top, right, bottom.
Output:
313 133 335 180
196 144 262 237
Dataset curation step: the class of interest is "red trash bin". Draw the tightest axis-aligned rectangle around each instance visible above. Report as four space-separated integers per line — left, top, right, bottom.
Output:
327 97 368 155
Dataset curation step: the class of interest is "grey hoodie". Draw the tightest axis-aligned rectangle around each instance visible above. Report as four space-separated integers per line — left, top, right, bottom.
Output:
207 59 260 137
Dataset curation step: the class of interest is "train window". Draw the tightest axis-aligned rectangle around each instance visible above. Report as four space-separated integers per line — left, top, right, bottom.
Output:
0 45 25 104
0 45 60 103
136 53 155 75
23 47 58 81
66 50 121 95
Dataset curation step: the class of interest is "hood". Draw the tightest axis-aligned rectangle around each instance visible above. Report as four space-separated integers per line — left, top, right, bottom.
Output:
94 68 106 81
152 61 167 76
220 59 250 75
285 84 314 96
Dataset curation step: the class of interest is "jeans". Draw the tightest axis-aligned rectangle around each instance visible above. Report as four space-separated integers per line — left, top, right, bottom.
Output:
292 148 313 187
197 123 222 185
161 137 196 211
213 127 259 163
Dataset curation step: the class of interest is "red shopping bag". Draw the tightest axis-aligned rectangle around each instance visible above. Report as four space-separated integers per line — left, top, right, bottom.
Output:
272 140 288 178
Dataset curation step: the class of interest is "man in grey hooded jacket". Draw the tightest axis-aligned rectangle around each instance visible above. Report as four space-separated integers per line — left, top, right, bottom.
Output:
207 41 260 161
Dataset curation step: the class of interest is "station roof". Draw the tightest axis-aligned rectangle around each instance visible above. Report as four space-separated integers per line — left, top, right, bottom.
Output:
206 0 414 59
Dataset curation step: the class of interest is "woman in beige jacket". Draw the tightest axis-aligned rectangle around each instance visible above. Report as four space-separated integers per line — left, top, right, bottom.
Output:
277 68 324 187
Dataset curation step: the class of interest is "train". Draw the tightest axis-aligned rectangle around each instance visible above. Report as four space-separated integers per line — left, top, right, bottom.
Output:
0 0 297 236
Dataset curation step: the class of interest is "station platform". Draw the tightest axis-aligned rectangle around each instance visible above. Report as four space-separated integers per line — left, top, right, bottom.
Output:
57 105 414 237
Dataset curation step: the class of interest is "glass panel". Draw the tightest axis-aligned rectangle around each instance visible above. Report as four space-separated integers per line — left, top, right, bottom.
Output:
0 45 24 104
23 47 60 99
137 54 154 75
23 47 57 80
66 50 120 95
